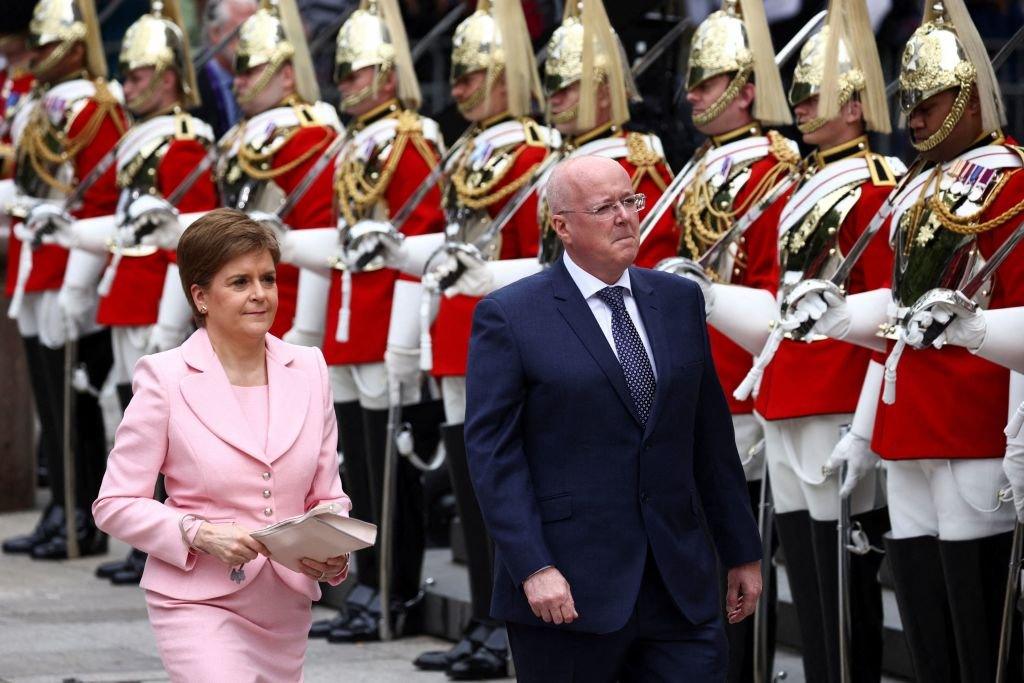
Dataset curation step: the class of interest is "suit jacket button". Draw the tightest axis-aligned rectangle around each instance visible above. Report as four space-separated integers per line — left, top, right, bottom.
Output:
262 472 271 480
263 507 273 517
640 492 649 503
262 489 271 498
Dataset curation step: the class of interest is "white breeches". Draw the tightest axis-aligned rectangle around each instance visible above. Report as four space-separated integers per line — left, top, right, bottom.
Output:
441 376 466 425
761 412 882 520
733 413 764 482
110 325 151 386
15 290 102 348
886 458 1015 541
329 362 422 410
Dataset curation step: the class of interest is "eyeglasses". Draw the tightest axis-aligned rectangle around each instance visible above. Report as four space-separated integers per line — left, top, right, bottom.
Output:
555 193 646 220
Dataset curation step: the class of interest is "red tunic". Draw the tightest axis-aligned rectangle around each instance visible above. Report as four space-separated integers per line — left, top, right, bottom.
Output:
322 133 446 365
264 125 338 338
872 164 1024 460
0 67 34 179
755 179 895 420
707 153 789 415
431 142 550 377
96 136 219 326
631 157 677 268
6 94 127 295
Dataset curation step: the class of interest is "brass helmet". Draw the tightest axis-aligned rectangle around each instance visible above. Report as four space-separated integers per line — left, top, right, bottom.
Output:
899 0 1004 151
544 0 635 130
686 0 790 126
450 0 542 118
790 0 891 134
119 0 201 111
235 0 319 105
334 0 420 111
29 0 107 79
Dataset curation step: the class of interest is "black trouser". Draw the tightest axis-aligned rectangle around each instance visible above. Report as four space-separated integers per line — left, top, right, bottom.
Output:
335 400 377 588
38 329 113 515
443 422 496 623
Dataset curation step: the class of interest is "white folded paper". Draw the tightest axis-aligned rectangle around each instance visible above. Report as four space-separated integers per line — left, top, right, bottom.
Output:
250 504 377 575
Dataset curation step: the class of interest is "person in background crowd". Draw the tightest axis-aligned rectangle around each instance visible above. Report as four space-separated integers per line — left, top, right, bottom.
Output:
194 0 255 137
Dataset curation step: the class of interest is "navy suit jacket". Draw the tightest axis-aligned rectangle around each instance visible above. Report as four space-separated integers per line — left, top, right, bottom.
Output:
464 258 761 634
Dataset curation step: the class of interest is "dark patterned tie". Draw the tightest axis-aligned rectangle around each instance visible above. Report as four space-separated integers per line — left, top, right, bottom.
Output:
596 286 657 423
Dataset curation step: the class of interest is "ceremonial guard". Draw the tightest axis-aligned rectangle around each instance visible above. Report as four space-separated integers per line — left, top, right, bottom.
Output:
714 0 903 678
440 0 677 299
380 0 558 677
659 0 796 678
788 0 1024 679
216 0 341 339
1 0 127 559
283 0 448 646
44 0 219 586
0 3 35 180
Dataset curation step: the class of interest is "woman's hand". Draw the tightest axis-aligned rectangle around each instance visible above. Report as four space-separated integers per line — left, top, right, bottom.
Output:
193 522 271 567
300 554 350 582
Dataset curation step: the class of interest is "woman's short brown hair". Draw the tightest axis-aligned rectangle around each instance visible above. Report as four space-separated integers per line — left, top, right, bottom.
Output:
177 208 281 326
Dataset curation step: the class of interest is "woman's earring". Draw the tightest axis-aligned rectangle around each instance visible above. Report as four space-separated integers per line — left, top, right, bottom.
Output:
200 306 208 314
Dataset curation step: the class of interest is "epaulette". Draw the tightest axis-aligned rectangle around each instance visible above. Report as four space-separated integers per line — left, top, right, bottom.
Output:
1006 144 1024 166
767 130 800 166
521 117 548 148
866 153 898 187
625 132 663 168
293 102 320 128
173 110 198 141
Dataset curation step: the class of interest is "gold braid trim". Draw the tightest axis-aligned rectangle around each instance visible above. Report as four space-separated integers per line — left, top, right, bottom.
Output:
767 130 800 166
237 126 333 181
450 140 546 210
22 80 126 194
336 112 444 226
692 67 751 127
928 172 1024 235
626 132 668 192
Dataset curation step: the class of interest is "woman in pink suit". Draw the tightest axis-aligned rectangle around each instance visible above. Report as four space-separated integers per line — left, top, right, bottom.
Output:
93 209 352 681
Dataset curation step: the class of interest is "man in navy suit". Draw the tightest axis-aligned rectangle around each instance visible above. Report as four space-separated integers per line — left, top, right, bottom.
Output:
464 156 763 680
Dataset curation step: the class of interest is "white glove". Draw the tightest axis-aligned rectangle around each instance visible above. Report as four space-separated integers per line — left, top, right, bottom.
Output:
1003 440 1024 523
124 194 178 250
24 202 74 248
385 345 421 389
57 284 96 337
343 220 404 271
248 211 288 243
442 250 491 298
147 264 193 352
823 431 880 499
789 289 850 339
37 292 69 348
680 268 715 315
906 301 987 351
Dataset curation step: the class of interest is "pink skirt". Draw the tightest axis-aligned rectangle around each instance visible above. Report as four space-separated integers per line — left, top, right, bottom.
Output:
146 565 312 682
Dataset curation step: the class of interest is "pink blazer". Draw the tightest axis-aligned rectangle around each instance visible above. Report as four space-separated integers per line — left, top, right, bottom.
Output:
93 328 351 602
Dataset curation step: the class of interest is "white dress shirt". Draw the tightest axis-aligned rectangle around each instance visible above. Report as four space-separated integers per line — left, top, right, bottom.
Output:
563 252 657 378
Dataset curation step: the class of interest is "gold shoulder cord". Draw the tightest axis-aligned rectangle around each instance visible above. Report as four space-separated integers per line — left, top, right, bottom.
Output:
625 132 668 192
449 118 546 210
677 132 797 263
237 107 333 182
22 79 127 195
336 110 440 226
928 171 1024 235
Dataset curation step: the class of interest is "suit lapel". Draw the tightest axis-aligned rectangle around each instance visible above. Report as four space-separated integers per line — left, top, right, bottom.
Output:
179 329 264 462
630 269 671 440
264 337 309 463
551 260 642 426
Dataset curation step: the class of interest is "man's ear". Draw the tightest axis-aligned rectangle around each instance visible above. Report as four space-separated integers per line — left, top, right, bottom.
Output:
551 214 571 246
843 98 864 126
966 84 982 116
736 82 756 113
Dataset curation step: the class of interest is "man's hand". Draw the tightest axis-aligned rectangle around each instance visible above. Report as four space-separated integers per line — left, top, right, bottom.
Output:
523 566 578 625
823 431 879 499
726 561 762 624
788 289 850 339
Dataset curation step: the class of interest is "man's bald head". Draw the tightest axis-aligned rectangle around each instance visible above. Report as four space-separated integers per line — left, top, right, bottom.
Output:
548 156 641 284
546 156 631 215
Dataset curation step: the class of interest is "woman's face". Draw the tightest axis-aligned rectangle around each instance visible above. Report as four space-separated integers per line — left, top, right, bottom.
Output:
192 249 278 342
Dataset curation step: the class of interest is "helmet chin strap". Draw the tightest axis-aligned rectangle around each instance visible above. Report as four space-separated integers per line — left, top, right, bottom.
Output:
550 103 578 125
341 66 391 112
126 66 167 115
236 54 288 106
692 66 751 127
31 30 86 80
455 66 502 118
911 81 973 152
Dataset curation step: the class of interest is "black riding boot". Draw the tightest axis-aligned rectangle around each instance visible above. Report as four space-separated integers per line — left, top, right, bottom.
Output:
774 510 830 682
312 401 377 640
938 531 1021 683
884 535 959 682
809 507 888 683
